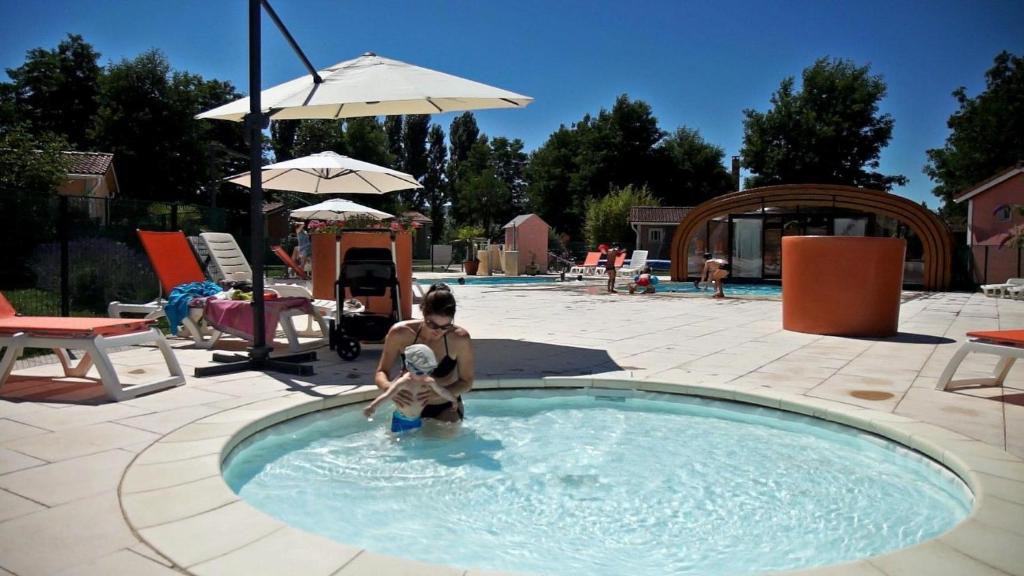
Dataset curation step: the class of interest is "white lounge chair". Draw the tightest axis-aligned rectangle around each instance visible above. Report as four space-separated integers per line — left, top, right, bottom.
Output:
937 329 1024 391
619 250 650 277
199 232 338 323
980 278 1024 298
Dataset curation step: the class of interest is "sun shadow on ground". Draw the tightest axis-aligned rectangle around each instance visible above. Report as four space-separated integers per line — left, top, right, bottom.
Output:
470 338 622 379
846 332 957 345
0 375 111 405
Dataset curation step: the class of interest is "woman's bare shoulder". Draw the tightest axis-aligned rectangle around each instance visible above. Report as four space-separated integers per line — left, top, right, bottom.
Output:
387 320 420 342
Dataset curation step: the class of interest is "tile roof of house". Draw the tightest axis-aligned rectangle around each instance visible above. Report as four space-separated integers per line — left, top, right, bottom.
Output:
955 163 1024 203
401 210 433 223
503 213 549 228
61 151 114 175
262 201 285 214
629 206 691 223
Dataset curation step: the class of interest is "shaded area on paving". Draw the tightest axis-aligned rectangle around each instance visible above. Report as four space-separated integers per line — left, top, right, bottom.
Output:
848 332 957 345
472 338 622 378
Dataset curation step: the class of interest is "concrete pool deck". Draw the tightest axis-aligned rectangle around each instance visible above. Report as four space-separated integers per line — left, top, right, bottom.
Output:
0 287 1022 575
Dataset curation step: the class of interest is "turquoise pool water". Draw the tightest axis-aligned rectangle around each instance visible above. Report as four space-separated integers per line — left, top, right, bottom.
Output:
223 390 970 576
655 281 782 297
417 276 558 286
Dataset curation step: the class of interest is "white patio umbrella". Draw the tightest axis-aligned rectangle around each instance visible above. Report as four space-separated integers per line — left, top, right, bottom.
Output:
195 2 533 376
289 198 393 221
225 151 422 194
198 52 533 122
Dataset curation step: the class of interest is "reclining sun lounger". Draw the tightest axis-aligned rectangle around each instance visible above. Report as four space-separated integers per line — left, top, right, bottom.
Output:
271 244 309 280
199 232 337 322
619 249 650 277
139 230 327 352
0 292 185 401
936 329 1024 391
980 278 1024 298
569 252 602 276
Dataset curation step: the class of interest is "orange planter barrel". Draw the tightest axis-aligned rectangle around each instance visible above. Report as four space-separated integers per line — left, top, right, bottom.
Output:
310 231 413 320
782 236 905 337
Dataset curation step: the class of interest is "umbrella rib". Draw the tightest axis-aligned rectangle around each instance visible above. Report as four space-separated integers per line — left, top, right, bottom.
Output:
500 98 523 107
354 172 384 193
426 97 444 113
333 104 344 118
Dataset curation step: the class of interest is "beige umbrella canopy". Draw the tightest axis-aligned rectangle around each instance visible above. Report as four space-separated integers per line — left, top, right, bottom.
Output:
198 52 533 122
289 198 393 221
225 151 422 194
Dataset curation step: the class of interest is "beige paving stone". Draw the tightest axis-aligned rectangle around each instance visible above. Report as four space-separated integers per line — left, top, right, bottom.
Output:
51 549 180 576
115 403 223 434
939 520 1024 576
124 475 239 529
121 385 235 410
809 374 909 412
0 492 137 575
0 487 45 522
335 550 464 576
974 495 1024 536
0 446 46 475
4 402 151 432
121 453 219 494
3 422 159 462
133 435 226 465
0 418 49 442
138 501 283 568
0 449 133 506
129 542 174 567
895 388 1006 448
190 526 361 576
868 538 1010 576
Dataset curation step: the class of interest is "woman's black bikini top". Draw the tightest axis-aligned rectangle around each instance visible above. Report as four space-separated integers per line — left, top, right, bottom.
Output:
403 324 458 378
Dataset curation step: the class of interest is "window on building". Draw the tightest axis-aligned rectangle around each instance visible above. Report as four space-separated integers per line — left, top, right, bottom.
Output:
994 204 1012 222
648 228 662 243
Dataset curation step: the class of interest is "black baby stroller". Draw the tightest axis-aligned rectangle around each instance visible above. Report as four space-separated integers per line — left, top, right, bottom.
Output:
330 247 400 360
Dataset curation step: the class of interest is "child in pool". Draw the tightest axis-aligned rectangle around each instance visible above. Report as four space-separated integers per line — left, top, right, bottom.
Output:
363 343 458 432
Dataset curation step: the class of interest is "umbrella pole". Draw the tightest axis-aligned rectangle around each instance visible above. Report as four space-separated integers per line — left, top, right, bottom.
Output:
196 0 316 378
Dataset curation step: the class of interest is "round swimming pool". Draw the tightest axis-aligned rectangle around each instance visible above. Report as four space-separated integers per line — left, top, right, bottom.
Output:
223 390 971 576
417 275 560 286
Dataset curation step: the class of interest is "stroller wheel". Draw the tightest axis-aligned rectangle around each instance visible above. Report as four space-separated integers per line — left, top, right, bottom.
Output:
337 337 361 360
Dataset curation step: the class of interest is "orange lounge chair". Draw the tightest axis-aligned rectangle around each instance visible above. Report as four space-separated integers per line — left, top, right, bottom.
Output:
271 244 309 280
569 252 602 276
0 292 185 401
138 230 323 352
596 252 627 275
937 330 1024 391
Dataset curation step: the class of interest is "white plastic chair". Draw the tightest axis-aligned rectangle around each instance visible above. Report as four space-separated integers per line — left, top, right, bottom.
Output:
619 250 649 277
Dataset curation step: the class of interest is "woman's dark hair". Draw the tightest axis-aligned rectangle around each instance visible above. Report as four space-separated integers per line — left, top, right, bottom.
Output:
421 282 457 317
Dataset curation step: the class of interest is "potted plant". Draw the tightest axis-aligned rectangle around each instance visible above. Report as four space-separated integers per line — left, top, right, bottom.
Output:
454 225 486 275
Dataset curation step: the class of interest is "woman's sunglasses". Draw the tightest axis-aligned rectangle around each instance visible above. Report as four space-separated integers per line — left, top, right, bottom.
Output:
424 319 454 331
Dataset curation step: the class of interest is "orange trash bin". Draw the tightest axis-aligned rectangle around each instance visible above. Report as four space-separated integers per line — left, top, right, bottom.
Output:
782 236 905 337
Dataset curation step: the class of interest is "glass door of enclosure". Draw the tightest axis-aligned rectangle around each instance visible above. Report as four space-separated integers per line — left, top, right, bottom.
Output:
730 217 763 279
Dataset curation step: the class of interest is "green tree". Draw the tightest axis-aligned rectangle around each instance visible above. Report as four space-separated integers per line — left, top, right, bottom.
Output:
741 57 906 191
654 127 735 204
584 185 660 247
269 119 299 161
91 50 248 205
291 119 345 158
2 34 101 148
525 95 667 239
0 126 70 281
423 124 448 239
925 51 1024 220
490 136 529 213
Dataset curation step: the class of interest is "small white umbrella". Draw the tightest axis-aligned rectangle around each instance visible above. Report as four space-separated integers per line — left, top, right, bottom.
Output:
198 52 533 122
290 198 393 221
226 151 422 194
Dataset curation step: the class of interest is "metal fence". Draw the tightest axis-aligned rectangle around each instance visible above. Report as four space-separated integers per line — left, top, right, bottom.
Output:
0 195 248 317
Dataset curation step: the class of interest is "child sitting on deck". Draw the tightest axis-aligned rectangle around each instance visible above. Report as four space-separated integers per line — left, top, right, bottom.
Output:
363 343 459 432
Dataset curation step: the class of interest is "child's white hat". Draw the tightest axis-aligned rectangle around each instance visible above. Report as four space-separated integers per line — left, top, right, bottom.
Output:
404 344 438 374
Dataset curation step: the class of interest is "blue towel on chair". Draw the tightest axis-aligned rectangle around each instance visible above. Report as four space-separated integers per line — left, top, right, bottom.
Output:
166 281 222 335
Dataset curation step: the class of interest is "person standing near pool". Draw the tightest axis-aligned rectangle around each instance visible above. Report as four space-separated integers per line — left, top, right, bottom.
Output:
605 243 621 293
696 252 730 298
374 283 475 423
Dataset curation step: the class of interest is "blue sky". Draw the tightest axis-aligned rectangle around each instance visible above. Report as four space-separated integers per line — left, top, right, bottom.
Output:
2 0 1022 206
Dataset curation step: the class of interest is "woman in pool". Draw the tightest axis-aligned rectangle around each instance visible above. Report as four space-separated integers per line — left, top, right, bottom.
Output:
374 283 475 423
